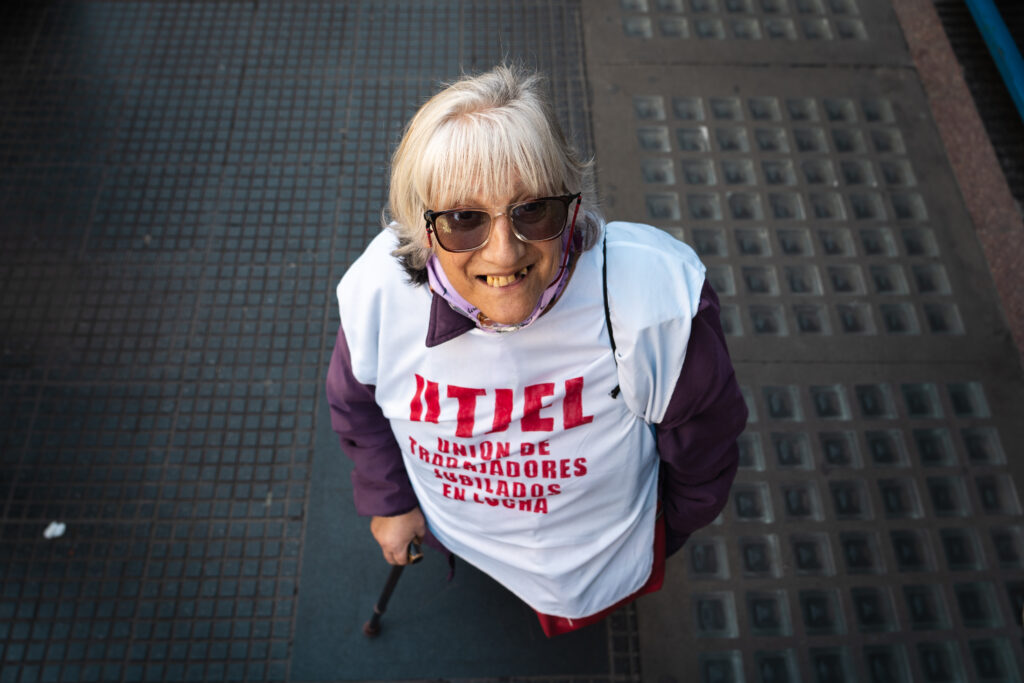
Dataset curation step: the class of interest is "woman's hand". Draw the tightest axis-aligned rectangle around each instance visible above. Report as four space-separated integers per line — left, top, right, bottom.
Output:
370 507 426 565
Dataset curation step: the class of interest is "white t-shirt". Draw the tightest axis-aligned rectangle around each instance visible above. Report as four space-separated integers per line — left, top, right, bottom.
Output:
338 221 706 618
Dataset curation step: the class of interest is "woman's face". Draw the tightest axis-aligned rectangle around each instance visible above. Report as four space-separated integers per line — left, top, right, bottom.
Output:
430 190 564 325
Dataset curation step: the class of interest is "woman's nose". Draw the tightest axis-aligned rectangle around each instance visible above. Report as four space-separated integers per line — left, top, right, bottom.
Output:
480 214 524 262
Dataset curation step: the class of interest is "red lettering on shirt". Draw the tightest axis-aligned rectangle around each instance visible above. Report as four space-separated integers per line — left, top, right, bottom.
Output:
410 374 425 421
488 388 513 434
522 383 556 432
447 385 486 438
408 375 592 436
424 380 441 423
563 376 594 429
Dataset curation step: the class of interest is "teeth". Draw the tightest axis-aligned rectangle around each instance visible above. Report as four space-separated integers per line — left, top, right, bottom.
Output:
486 267 529 288
487 274 514 287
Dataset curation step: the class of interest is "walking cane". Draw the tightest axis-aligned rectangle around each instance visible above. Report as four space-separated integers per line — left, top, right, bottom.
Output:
363 538 423 637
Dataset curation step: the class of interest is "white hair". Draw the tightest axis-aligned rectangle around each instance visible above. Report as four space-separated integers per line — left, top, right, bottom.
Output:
385 64 602 283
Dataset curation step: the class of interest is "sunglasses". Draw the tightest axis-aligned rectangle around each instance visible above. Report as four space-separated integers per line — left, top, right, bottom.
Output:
424 193 581 253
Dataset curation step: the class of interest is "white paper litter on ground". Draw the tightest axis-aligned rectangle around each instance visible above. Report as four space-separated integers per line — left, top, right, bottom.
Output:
43 521 66 539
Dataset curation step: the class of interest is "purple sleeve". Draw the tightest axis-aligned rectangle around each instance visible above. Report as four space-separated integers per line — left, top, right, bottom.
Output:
326 322 420 517
656 280 748 556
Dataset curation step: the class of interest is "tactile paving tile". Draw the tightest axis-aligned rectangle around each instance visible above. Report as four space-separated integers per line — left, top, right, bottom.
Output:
585 0 909 67
583 22 1024 683
640 361 1024 681
589 65 1016 365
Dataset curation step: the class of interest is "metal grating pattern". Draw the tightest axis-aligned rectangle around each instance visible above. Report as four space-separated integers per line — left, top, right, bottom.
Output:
0 2 622 683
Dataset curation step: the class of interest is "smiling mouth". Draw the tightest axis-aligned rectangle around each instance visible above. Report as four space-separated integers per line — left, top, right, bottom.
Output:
483 266 530 288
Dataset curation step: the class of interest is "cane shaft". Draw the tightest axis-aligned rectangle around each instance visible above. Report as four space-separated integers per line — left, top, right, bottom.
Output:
363 564 405 636
374 564 405 615
363 539 422 637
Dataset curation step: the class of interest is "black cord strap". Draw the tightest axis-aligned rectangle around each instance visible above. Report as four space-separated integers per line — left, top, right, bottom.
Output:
602 233 621 399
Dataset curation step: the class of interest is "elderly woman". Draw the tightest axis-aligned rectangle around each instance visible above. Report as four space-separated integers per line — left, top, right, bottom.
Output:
326 65 747 636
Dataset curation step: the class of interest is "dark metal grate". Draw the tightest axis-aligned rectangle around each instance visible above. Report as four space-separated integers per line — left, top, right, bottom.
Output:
0 2 624 683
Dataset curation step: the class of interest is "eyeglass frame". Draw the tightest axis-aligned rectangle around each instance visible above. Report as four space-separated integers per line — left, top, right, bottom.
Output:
423 192 581 253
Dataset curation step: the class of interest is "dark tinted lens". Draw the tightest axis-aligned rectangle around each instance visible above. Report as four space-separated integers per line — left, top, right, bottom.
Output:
435 210 490 250
510 199 567 240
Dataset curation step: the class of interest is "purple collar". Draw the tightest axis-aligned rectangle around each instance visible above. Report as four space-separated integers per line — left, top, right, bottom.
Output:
425 291 477 348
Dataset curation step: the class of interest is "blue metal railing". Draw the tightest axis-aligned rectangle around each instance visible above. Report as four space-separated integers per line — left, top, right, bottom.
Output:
965 0 1024 124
